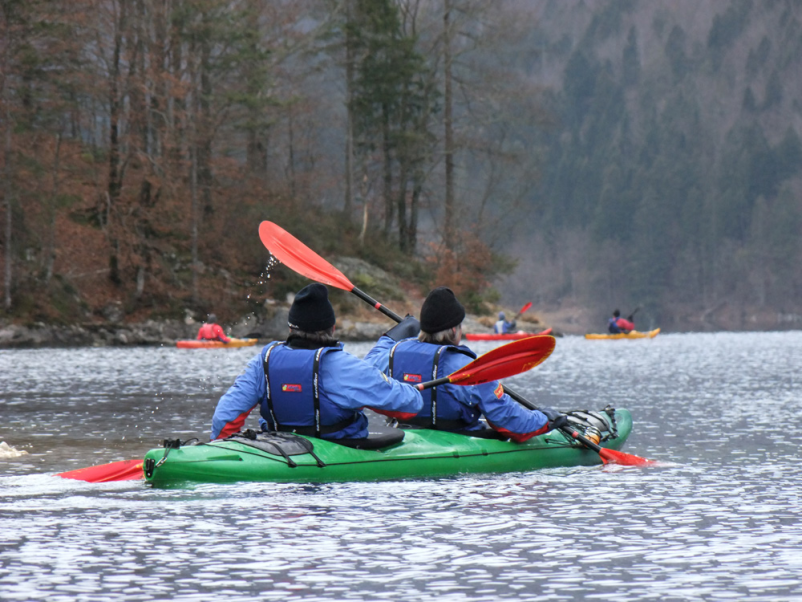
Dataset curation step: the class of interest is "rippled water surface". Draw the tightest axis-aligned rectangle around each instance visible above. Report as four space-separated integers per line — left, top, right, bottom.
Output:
2 332 802 601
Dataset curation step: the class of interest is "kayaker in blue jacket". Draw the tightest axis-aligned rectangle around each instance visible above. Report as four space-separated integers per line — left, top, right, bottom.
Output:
493 311 517 334
365 287 567 442
210 283 423 441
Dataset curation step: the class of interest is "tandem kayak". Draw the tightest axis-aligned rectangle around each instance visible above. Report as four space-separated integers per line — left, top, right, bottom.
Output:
465 328 553 341
143 407 632 486
175 338 258 349
584 328 660 340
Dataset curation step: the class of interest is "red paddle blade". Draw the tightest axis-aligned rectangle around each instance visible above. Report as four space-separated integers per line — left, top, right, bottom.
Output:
448 335 556 386
258 221 355 292
598 448 658 467
57 459 143 482
519 302 533 315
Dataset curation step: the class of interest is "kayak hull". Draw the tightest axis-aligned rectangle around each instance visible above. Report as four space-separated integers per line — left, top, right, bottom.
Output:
176 338 258 349
584 328 660 340
465 328 552 341
143 409 633 486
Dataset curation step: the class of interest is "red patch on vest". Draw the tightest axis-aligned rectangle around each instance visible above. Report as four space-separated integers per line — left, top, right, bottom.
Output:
494 383 504 398
282 384 302 392
403 373 422 383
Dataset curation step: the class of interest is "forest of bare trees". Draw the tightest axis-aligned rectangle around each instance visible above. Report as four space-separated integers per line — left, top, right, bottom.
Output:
1 0 536 324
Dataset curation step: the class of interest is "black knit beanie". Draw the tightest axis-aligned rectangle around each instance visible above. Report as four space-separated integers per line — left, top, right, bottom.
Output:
420 287 465 333
288 284 336 332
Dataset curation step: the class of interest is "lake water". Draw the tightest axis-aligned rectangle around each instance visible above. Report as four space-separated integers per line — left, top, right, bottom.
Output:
1 332 801 601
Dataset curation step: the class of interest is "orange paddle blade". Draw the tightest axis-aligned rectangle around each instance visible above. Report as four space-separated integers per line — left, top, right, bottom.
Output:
57 459 144 482
258 221 355 292
448 335 556 386
598 448 659 467
519 302 532 315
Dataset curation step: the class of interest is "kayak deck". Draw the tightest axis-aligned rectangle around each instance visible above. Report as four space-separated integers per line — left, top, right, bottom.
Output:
465 328 553 341
143 408 633 486
176 338 258 349
584 328 660 340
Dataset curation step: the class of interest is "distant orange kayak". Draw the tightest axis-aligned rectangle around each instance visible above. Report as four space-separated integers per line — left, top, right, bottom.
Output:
584 328 660 340
465 328 552 341
176 338 258 349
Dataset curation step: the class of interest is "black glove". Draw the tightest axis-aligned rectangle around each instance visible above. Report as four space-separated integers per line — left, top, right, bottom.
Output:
384 315 420 342
626 314 634 322
539 406 568 430
509 320 517 330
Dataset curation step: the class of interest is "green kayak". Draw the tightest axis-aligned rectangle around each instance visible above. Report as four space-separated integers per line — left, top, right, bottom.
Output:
143 408 632 486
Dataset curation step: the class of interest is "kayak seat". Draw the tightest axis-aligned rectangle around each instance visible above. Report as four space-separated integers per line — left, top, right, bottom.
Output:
332 425 405 450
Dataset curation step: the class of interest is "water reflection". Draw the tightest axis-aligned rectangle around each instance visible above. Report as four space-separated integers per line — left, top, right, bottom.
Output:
2 333 802 599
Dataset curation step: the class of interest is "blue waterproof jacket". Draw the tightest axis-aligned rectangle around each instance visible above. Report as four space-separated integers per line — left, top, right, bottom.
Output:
365 336 550 439
210 338 423 440
494 319 516 334
608 317 621 334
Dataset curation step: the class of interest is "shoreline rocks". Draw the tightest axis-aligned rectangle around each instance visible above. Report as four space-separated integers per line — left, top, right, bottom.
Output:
0 310 500 349
0 314 399 349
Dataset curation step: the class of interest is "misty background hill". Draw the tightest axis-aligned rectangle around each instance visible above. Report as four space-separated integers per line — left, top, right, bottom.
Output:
496 0 802 332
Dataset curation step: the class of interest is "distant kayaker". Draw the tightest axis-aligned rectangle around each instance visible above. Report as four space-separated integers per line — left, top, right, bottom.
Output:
197 313 231 344
209 283 423 441
365 286 568 442
608 309 635 334
493 311 517 334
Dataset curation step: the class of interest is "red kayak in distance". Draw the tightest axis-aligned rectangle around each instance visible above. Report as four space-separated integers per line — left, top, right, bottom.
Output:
465 328 553 341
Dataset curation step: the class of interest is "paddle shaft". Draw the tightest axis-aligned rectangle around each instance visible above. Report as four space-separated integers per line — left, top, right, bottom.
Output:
417 376 453 390
506 385 655 465
512 302 532 322
506 386 607 453
352 287 403 322
505 385 606 450
560 426 605 453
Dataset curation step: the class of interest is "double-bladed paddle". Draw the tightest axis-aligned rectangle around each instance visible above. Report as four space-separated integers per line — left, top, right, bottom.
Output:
259 220 658 467
416 335 555 391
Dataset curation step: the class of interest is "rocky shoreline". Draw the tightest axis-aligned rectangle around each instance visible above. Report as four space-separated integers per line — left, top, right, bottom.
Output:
0 309 502 349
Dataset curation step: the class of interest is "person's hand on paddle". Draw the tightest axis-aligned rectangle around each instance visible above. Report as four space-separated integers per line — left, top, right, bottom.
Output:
384 315 420 342
539 406 568 430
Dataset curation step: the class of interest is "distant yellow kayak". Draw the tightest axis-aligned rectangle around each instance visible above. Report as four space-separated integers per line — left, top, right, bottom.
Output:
176 338 258 349
584 328 661 340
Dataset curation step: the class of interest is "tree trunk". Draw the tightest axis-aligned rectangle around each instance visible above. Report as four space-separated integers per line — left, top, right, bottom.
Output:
190 139 199 303
343 0 355 219
408 167 422 255
2 13 11 310
170 1 185 166
287 111 296 198
358 168 369 245
198 38 213 217
44 133 63 285
443 0 455 252
382 104 393 236
396 167 409 253
107 0 127 286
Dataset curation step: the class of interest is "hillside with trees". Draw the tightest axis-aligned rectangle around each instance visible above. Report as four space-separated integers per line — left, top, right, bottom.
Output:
501 0 802 331
1 0 801 333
